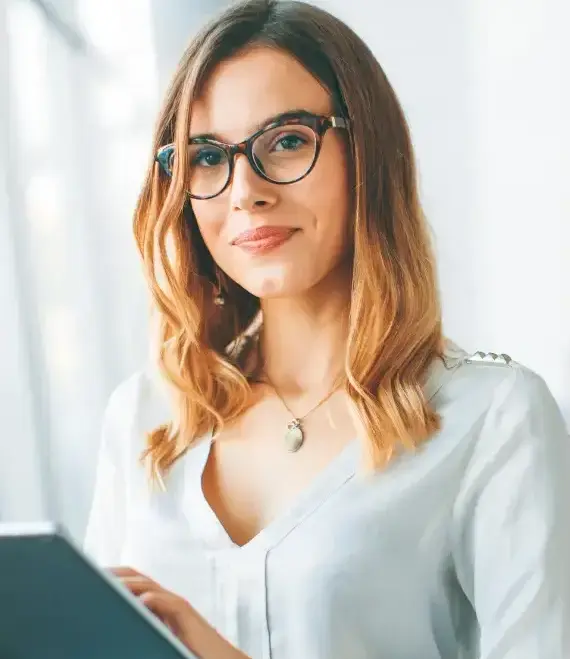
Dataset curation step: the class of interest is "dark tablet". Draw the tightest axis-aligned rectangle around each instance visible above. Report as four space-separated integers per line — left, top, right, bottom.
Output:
0 522 197 659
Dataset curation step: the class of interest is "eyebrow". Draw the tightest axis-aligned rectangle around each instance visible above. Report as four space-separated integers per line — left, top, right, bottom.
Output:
189 108 317 142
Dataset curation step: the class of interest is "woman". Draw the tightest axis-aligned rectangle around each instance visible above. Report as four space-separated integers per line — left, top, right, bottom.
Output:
84 0 570 657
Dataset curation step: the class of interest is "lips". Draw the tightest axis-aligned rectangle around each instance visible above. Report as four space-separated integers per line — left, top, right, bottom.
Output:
231 226 298 254
232 226 296 245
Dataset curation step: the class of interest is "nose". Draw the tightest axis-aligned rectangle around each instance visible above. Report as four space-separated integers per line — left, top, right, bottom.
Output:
229 153 278 212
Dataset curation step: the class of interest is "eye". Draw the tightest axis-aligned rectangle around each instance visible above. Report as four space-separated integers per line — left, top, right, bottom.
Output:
272 132 309 152
191 147 226 168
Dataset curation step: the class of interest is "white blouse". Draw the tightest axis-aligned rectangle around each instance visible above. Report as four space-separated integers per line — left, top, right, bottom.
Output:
84 342 570 658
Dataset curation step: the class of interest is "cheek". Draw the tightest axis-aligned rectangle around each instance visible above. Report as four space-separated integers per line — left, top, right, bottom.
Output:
304 141 351 240
190 201 224 254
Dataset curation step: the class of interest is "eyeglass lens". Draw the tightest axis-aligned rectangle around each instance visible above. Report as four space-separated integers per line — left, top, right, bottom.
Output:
186 122 318 198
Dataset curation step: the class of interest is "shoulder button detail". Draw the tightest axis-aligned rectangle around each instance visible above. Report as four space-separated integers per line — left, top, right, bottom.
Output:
465 351 513 366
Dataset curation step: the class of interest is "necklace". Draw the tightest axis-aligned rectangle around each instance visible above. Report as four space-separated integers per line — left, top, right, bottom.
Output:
264 375 341 453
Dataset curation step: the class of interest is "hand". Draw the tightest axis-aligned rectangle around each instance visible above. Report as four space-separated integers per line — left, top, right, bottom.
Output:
111 567 248 659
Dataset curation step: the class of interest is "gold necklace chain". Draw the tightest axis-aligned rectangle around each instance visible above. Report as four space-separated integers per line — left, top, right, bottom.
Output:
264 374 342 453
253 333 343 452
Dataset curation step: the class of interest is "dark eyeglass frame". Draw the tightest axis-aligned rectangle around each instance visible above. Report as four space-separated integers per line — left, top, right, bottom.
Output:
155 111 349 200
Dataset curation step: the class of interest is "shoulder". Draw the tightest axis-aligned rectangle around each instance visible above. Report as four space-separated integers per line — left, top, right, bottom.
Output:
106 364 172 422
454 345 561 418
439 341 555 414
101 363 174 464
441 342 569 473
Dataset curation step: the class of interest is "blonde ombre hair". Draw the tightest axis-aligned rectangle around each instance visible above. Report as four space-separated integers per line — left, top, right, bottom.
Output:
134 0 444 480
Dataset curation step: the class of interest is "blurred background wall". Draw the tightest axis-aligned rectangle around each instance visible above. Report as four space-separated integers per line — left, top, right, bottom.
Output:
1 0 568 541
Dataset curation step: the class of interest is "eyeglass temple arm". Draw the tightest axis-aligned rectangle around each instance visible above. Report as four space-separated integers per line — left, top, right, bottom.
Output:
330 116 348 129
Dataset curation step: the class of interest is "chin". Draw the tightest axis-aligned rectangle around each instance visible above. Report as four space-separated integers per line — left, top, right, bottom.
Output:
240 275 312 300
247 281 296 299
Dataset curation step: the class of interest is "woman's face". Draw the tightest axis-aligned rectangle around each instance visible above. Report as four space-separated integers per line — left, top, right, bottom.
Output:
189 47 351 299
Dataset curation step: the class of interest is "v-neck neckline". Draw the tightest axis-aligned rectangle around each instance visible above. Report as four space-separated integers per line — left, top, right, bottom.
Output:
181 343 465 555
185 435 359 555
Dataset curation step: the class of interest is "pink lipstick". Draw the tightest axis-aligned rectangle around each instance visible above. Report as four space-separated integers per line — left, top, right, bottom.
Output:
231 226 297 255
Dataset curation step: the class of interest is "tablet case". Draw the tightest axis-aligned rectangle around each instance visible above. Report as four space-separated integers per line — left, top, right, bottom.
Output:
0 522 198 659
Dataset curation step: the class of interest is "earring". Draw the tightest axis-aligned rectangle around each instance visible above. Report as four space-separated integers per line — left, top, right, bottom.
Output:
213 270 226 306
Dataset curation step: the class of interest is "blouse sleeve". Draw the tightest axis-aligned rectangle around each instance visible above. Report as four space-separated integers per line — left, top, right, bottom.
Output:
83 384 129 567
451 366 570 658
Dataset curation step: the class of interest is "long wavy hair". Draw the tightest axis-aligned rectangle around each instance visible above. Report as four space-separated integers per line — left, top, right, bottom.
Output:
134 0 444 481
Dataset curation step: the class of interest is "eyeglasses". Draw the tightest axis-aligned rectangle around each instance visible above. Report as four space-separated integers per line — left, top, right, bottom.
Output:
155 111 349 200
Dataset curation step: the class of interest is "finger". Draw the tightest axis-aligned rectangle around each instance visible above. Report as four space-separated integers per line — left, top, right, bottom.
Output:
139 591 186 630
138 592 199 649
140 590 177 613
109 566 148 579
110 568 161 594
121 578 157 596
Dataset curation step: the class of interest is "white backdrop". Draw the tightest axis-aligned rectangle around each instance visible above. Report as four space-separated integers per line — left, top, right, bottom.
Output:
313 0 570 422
1 0 568 540
0 0 159 532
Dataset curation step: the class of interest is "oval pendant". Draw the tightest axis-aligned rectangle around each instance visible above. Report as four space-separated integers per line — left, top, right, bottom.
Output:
285 419 304 452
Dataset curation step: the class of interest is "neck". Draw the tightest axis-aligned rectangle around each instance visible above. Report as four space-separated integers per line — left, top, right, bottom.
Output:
259 266 351 396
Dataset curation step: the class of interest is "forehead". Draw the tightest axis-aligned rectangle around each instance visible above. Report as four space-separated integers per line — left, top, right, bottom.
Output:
189 47 332 142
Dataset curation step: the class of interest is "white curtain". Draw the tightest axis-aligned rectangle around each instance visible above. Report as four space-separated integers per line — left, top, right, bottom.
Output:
0 0 158 538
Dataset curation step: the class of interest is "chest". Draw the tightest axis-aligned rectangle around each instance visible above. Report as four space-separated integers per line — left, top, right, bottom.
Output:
201 392 357 546
121 451 466 658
